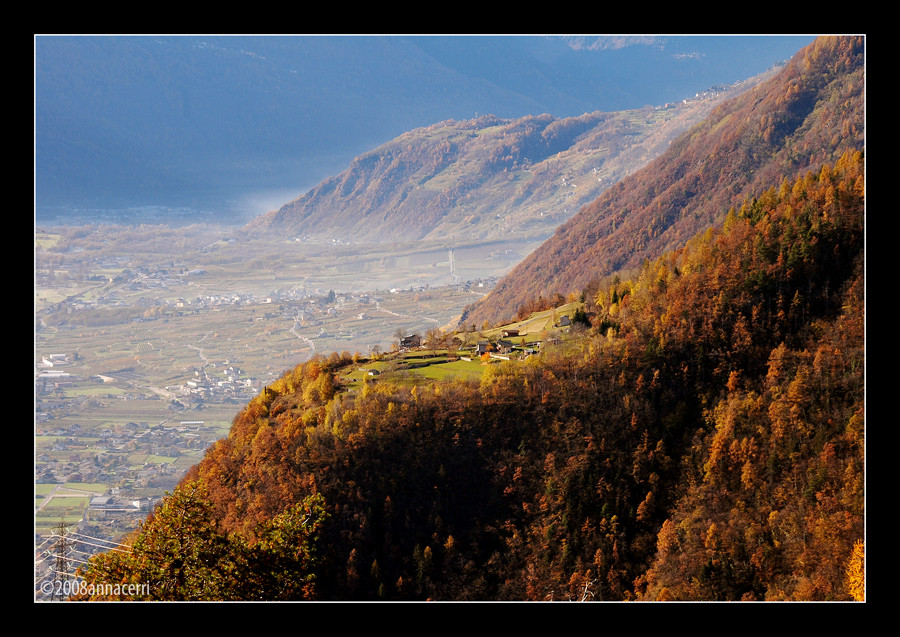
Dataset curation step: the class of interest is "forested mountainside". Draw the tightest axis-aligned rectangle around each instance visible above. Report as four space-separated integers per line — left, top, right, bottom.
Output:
249 83 752 244
76 149 864 601
462 36 864 328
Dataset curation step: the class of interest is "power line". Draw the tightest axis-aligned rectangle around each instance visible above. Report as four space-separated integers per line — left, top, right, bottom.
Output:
68 530 133 549
41 531 132 553
60 536 132 554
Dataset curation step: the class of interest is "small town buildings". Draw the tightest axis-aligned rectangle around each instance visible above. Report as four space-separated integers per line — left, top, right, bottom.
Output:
89 496 114 509
46 354 68 364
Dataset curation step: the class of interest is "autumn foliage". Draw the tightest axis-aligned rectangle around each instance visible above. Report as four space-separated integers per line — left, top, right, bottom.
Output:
78 149 864 601
464 36 865 328
74 482 327 600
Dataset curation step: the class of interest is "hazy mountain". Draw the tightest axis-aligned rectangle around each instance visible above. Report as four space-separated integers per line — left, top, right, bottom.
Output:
462 36 865 326
250 77 762 244
35 35 813 224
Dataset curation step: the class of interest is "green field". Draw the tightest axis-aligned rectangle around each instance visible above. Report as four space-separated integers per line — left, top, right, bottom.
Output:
406 357 489 381
36 495 91 526
62 483 107 493
337 340 548 389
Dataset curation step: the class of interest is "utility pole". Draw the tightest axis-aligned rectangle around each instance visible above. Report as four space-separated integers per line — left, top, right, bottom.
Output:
50 520 70 601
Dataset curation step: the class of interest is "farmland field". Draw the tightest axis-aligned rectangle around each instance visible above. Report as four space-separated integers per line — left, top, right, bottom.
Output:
35 223 538 557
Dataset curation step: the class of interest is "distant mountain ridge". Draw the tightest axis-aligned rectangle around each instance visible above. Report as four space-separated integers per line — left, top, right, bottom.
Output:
462 36 865 326
35 35 813 221
251 80 760 243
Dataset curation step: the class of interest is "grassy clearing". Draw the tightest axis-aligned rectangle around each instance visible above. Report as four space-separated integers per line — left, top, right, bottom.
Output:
37 495 91 527
334 298 580 389
488 301 581 337
339 350 498 388
40 495 90 508
62 483 108 493
408 358 486 382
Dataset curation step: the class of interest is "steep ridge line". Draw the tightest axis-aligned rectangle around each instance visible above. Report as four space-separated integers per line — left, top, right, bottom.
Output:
461 36 864 327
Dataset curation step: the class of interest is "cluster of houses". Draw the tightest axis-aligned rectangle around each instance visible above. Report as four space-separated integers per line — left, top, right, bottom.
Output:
472 329 543 360
395 309 584 363
35 414 224 549
174 365 259 402
398 325 551 362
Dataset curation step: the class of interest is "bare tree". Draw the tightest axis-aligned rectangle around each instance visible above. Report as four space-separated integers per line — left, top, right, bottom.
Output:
425 327 444 357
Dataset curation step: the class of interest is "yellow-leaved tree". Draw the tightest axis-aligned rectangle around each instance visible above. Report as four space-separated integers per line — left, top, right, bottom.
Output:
845 540 865 601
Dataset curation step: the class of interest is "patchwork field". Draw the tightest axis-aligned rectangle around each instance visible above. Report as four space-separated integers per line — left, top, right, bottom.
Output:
35 224 542 549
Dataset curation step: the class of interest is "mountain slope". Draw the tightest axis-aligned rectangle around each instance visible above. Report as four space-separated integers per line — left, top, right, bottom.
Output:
71 35 865 603
462 36 864 327
250 85 753 244
75 150 864 601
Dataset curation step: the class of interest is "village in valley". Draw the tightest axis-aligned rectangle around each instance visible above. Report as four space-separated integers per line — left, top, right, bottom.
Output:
35 225 556 595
